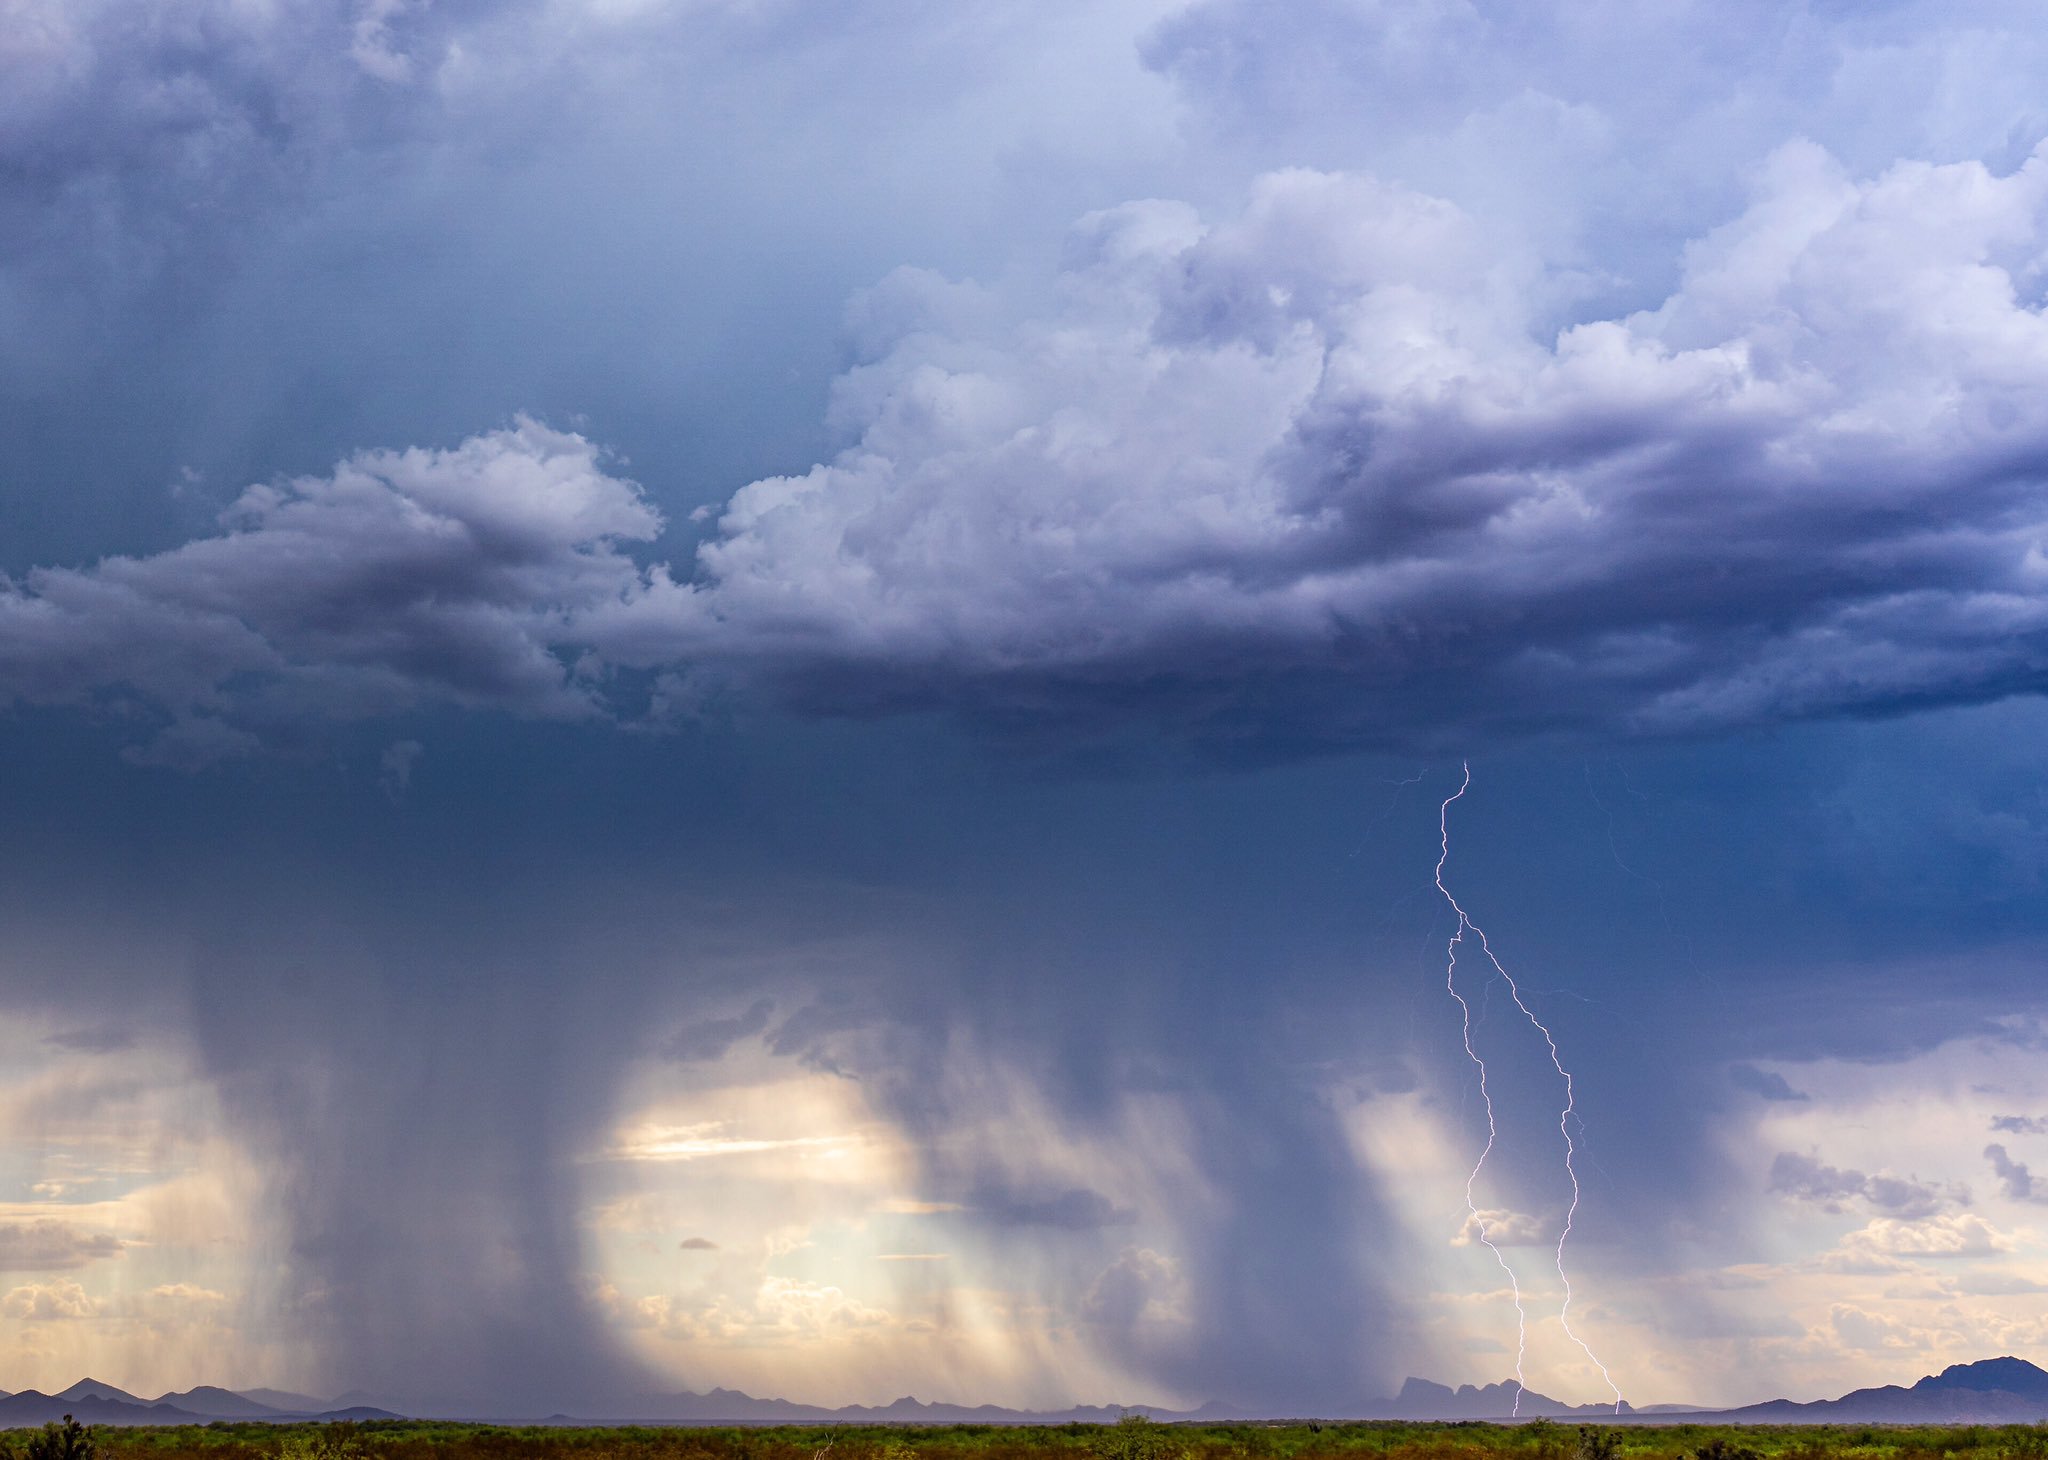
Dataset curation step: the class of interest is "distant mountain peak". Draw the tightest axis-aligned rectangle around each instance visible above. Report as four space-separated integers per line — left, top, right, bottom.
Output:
1395 1378 1453 1401
1390 1375 1623 1419
56 1379 141 1404
16 1356 2048 1428
1719 1353 2048 1423
154 1386 284 1417
1917 1357 2048 1396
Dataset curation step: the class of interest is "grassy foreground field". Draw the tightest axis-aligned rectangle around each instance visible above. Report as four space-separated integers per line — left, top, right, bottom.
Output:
14 1417 2048 1460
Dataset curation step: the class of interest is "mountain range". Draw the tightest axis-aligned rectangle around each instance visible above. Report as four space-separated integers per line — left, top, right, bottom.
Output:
1381 1357 2048 1425
0 1379 398 1428
3 1357 2047 1427
1712 1355 2048 1424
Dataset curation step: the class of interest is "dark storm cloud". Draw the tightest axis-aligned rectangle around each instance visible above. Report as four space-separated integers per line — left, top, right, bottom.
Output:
650 150 2048 753
17 151 2048 761
1728 1064 1809 1102
0 1221 126 1271
1769 1152 1958 1219
1768 1152 1870 1210
968 1183 1138 1231
1991 1114 2048 1134
662 999 775 1063
0 0 484 384
1 0 1181 572
1983 1143 2048 1203
0 418 658 765
1723 943 2047 1066
16 0 2048 1424
3 1 452 199
766 992 882 1063
183 900 678 1412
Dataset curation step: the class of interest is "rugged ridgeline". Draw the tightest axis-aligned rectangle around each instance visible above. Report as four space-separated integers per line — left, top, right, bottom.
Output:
1365 1358 2048 1424
1373 1379 1634 1420
604 1359 2048 1424
0 1379 397 1427
4 1356 2048 1426
1710 1356 2048 1425
0 1380 1206 1427
600 1392 1232 1424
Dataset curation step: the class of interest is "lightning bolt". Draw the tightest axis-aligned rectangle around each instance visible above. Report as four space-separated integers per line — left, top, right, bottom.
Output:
1435 761 1622 1415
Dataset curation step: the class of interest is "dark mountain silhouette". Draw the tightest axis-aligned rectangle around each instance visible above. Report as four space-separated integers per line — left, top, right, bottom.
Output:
0 1356 2044 1427
55 1380 143 1405
0 1384 397 1428
1379 1378 1631 1420
1364 1358 2048 1425
604 1389 1187 1424
151 1387 284 1418
0 1391 200 1426
1717 1356 2048 1424
341 1379 1624 1425
1 1378 1163 1428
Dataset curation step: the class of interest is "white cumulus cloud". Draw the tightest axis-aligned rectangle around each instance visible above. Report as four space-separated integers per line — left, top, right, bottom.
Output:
1 1279 100 1321
19 148 2048 760
1836 1212 2011 1260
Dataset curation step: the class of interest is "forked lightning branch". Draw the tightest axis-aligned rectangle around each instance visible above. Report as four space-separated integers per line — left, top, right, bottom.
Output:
1435 764 1622 1415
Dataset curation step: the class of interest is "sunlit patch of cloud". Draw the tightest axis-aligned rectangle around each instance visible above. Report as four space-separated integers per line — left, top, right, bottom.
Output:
1 1280 100 1321
1835 1213 2012 1262
1450 1208 1549 1248
584 1037 1198 1409
603 1121 859 1164
1082 1247 1189 1333
1828 1303 1927 1353
0 1018 278 1392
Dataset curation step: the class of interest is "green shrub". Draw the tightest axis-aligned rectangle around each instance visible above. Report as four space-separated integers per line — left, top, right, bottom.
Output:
1998 1430 2048 1460
275 1426 365 1460
1091 1414 1179 1460
25 1417 97 1460
1690 1440 1760 1460
1572 1429 1620 1460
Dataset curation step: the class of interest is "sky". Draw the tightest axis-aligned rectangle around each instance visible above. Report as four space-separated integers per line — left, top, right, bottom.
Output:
6 0 2048 1419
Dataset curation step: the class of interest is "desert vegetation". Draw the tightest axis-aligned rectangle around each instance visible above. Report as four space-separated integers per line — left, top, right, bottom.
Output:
4 1415 2048 1460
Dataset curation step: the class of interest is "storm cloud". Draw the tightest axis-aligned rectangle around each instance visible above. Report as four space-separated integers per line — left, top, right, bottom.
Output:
601 146 2048 748
1769 1152 1960 1220
1729 1064 1810 1103
0 418 658 765
1983 1144 2048 1204
12 151 2048 760
0 1223 125 1273
12 0 2048 1424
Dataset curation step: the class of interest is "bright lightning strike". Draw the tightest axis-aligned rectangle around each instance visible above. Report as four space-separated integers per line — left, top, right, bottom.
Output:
1435 761 1622 1416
